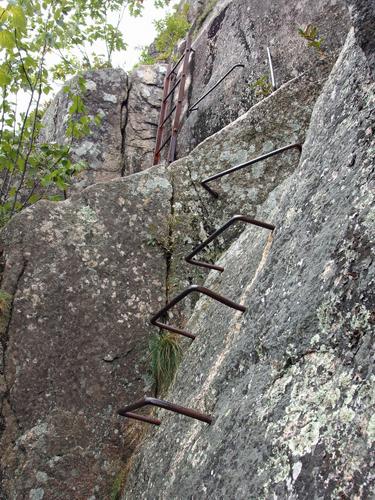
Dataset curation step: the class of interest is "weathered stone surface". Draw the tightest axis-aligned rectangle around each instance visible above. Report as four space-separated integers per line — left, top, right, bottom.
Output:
177 0 350 157
123 30 374 498
123 64 167 175
0 167 172 498
39 68 128 191
0 56 329 498
164 62 331 317
346 0 375 77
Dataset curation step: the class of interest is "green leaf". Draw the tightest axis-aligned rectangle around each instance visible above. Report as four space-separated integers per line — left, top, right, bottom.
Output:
0 67 11 86
0 30 15 49
9 5 27 32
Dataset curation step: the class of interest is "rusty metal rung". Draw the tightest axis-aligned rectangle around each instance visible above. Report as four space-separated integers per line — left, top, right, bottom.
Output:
155 134 172 156
189 63 245 112
161 104 177 127
150 285 246 339
201 143 302 197
163 77 182 102
185 215 275 272
118 396 212 425
167 52 186 77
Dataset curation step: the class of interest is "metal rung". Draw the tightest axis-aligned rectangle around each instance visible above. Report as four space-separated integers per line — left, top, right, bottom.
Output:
185 215 275 271
163 77 182 102
189 63 245 112
118 396 212 425
150 285 246 340
201 143 302 197
155 133 172 156
161 104 177 127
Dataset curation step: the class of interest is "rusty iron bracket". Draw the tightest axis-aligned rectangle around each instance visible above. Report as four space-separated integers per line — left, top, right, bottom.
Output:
201 143 302 197
150 284 246 339
185 215 275 272
118 396 212 425
189 63 245 112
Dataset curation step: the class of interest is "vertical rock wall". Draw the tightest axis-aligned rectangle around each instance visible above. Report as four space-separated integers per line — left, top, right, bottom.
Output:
177 0 351 157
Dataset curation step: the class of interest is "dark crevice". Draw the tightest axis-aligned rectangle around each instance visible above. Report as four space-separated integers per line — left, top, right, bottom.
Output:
120 75 130 177
1 256 28 490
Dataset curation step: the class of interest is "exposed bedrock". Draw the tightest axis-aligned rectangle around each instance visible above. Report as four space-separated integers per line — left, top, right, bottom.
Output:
177 0 351 157
0 59 329 498
123 29 374 499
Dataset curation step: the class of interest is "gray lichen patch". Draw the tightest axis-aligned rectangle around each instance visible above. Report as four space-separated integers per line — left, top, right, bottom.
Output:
260 351 374 498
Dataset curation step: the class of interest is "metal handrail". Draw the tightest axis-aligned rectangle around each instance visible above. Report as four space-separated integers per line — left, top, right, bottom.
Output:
267 47 277 91
185 215 275 272
150 285 246 339
201 143 302 197
189 63 245 112
118 396 212 425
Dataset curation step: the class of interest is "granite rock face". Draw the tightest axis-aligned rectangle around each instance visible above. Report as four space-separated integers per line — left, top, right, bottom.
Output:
123 30 374 499
0 58 328 497
177 0 350 157
39 69 129 191
0 167 172 498
39 63 167 192
123 64 167 175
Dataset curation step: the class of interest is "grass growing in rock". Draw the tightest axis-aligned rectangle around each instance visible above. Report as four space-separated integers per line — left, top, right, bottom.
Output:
150 332 183 394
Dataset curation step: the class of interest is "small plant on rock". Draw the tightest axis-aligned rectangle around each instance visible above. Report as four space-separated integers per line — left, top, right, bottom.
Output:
138 3 190 64
298 24 324 53
251 74 273 99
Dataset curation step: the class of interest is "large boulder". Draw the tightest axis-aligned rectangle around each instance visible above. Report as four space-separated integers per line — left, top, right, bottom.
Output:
123 64 167 175
39 69 129 191
0 167 171 498
122 29 375 498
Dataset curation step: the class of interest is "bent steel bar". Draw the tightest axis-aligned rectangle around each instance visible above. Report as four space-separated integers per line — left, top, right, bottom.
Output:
267 47 277 91
185 215 275 272
118 396 212 425
150 285 246 339
201 143 302 197
189 63 245 112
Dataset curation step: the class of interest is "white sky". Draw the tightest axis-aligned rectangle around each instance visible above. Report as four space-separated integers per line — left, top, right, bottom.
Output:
113 0 179 71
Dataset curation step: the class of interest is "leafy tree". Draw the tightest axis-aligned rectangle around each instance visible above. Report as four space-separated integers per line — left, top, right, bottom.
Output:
0 0 169 226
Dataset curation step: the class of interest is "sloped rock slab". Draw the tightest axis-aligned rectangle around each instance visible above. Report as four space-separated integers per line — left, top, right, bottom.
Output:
123 30 374 499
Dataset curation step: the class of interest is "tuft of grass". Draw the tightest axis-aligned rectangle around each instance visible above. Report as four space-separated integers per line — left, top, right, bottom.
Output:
150 332 183 394
298 24 324 52
251 74 273 99
110 471 125 500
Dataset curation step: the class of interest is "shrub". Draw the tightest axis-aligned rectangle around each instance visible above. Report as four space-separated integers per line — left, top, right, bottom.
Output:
138 4 190 65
